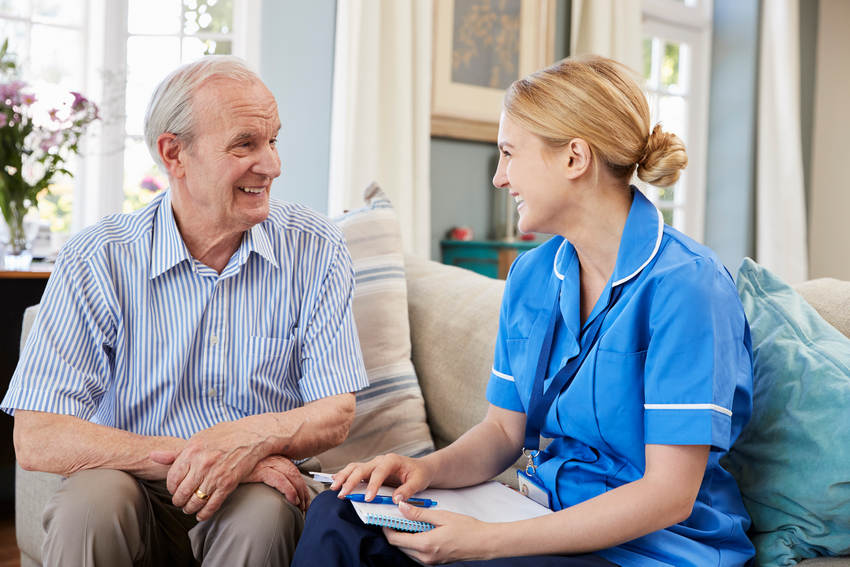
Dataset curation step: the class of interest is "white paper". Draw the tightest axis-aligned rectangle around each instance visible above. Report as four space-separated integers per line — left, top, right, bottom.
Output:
348 481 552 527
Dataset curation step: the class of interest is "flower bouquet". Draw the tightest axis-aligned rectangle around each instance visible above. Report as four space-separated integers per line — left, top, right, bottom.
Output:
0 38 98 266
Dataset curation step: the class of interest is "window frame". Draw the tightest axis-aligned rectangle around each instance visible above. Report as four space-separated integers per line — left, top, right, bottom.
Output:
640 0 712 242
79 0 262 232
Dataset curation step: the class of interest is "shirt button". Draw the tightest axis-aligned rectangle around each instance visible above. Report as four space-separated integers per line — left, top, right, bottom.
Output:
208 387 217 397
210 334 219 345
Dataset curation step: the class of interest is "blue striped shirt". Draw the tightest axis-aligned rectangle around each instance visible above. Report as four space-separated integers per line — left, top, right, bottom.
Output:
1 191 369 439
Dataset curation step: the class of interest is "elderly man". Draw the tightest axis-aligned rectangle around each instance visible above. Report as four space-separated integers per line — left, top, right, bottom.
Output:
1 56 368 566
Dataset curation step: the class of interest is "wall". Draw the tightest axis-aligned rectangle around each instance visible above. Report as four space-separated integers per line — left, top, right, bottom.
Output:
260 0 336 214
799 0 819 210
702 0 759 273
809 0 850 279
429 0 571 260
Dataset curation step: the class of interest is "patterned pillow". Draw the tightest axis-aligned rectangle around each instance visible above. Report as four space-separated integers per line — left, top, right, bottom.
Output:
315 183 435 472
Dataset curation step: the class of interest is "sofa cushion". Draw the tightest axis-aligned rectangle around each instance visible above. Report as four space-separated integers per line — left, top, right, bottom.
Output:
724 258 850 566
795 278 850 339
315 183 434 472
403 255 530 486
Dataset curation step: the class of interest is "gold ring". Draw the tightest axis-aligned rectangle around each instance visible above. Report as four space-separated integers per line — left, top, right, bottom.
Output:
194 488 209 500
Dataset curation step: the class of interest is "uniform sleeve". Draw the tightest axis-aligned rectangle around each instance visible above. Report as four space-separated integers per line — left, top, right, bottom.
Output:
0 249 115 418
298 239 368 402
643 259 752 450
486 266 524 412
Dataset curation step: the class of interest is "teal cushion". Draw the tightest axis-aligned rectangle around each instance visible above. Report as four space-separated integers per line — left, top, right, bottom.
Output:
724 258 850 565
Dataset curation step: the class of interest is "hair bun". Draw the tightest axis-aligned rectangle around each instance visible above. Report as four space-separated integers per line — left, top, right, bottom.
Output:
636 124 688 187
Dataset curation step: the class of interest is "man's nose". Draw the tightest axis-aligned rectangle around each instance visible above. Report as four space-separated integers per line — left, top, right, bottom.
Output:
256 144 282 178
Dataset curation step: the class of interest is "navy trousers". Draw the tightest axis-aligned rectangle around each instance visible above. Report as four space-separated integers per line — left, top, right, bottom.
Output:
292 491 618 567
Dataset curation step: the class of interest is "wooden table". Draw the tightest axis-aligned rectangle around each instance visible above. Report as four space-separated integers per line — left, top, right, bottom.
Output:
0 267 52 509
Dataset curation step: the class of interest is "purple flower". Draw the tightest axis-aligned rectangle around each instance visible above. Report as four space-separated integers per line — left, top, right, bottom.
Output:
139 176 163 192
70 91 87 110
39 132 60 152
0 80 25 103
48 108 59 121
20 92 36 105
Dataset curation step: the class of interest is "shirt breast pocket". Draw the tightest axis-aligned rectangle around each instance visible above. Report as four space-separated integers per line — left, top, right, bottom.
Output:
593 348 647 462
245 336 297 398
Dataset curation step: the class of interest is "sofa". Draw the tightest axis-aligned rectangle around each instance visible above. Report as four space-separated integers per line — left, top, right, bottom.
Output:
12 254 850 566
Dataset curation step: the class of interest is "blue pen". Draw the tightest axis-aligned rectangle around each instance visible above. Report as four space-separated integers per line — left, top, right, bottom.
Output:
344 494 437 508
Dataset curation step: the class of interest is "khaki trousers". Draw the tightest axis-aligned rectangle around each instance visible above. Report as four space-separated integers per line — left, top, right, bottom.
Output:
41 463 325 567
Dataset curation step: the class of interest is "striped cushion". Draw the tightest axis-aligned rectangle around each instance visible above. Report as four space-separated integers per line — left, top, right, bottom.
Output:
315 183 435 472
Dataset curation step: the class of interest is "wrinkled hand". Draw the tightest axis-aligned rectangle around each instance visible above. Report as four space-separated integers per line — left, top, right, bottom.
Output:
245 455 311 512
149 421 270 520
384 502 495 564
332 453 435 504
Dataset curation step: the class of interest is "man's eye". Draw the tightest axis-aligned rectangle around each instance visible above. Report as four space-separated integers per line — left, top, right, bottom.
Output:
270 138 278 146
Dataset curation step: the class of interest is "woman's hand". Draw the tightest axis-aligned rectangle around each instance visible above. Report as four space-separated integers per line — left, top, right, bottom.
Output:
331 453 436 503
383 502 496 564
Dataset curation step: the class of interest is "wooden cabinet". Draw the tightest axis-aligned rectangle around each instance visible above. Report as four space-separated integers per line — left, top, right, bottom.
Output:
440 239 541 279
0 268 51 509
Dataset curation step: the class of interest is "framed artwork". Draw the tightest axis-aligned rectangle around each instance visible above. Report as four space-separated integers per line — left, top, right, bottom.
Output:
431 0 556 142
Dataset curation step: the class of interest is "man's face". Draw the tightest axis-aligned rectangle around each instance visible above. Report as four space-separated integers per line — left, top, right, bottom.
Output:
173 76 282 233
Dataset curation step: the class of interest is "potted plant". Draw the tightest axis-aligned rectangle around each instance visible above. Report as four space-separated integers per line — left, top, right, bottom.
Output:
0 38 98 268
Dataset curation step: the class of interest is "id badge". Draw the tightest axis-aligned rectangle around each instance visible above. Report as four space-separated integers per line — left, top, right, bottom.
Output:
517 469 552 509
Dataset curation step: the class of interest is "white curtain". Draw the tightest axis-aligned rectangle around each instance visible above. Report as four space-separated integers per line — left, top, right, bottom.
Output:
328 0 432 257
756 0 808 283
570 0 642 73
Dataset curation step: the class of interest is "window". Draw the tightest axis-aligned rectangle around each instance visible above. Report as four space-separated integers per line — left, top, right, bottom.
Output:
1 0 259 244
0 0 89 235
638 0 712 241
123 0 239 215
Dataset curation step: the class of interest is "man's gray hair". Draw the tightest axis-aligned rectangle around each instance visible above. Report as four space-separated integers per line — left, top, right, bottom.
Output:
144 55 260 167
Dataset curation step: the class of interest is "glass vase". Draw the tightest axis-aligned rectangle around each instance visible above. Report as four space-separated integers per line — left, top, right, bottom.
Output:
3 202 33 270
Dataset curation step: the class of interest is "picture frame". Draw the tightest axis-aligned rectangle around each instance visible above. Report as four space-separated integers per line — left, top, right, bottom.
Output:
431 0 556 143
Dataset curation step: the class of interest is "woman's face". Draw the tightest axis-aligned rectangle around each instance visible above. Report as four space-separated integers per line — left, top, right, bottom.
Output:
492 113 573 235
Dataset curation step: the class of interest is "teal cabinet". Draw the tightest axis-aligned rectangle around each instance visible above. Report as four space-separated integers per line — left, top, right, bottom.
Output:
440 239 542 279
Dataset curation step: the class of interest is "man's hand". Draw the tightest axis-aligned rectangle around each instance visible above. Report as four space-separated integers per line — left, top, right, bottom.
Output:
152 420 272 520
245 455 311 512
150 450 311 518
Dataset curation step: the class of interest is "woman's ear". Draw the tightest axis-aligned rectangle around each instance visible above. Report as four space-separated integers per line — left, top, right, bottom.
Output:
157 133 185 178
563 138 593 180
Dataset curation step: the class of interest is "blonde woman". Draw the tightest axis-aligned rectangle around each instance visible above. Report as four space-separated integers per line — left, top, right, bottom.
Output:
292 55 754 567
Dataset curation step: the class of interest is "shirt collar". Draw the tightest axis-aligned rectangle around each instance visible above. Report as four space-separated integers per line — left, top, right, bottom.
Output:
238 222 279 270
610 187 664 287
150 191 280 280
552 186 663 288
150 191 193 280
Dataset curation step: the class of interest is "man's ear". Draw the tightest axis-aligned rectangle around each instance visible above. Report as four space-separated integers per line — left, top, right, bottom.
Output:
562 138 593 180
157 133 185 178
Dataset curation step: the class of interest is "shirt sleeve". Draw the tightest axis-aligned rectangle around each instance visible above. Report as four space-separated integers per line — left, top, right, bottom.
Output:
298 238 369 402
486 267 524 412
643 258 752 450
0 248 115 418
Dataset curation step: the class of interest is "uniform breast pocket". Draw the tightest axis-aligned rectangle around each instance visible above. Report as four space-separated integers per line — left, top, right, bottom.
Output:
593 349 647 456
246 336 297 394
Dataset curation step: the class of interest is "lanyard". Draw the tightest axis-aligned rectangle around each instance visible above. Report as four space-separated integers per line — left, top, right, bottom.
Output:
523 283 623 452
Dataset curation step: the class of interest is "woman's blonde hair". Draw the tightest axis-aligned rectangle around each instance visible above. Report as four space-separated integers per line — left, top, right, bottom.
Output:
503 54 687 187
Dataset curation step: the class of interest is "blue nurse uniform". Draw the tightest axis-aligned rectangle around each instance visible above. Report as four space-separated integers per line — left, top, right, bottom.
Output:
486 188 755 566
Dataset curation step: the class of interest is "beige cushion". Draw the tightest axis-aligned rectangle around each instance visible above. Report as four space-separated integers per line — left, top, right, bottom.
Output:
795 277 850 339
315 184 434 472
403 255 526 486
